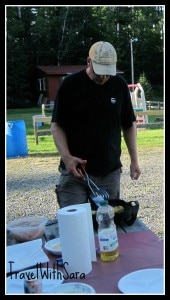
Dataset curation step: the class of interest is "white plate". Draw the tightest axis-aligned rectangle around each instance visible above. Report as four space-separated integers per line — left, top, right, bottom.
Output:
44 238 62 255
50 282 96 294
6 268 64 294
118 268 164 294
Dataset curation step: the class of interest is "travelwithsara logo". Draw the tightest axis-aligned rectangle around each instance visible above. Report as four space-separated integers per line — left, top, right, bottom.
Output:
8 262 86 280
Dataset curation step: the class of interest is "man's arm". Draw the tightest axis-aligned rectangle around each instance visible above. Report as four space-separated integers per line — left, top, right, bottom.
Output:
122 122 141 180
51 122 87 177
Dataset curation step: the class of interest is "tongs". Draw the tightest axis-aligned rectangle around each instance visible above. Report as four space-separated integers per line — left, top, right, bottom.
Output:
78 164 109 206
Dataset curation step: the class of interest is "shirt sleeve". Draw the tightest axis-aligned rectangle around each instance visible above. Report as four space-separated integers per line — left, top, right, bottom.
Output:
120 78 136 129
51 76 72 128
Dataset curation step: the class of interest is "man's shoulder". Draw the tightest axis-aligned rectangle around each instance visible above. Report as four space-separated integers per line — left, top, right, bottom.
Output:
111 74 127 82
110 74 128 87
64 69 86 82
59 69 86 93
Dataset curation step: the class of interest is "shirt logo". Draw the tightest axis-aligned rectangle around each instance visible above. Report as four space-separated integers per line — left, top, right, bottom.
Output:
111 98 116 104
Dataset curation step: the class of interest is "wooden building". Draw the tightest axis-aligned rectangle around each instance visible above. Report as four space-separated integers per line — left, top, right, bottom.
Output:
36 65 86 105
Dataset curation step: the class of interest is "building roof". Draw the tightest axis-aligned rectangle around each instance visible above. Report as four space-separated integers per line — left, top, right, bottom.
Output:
36 65 124 75
36 65 86 75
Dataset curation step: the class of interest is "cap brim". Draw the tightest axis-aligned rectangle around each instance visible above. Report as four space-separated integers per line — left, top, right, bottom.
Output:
92 61 116 76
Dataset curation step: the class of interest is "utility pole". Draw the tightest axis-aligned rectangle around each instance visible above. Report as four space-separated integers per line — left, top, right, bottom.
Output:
129 37 138 86
18 6 22 19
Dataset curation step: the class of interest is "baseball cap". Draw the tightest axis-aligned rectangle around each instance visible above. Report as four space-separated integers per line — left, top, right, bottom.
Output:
89 41 117 76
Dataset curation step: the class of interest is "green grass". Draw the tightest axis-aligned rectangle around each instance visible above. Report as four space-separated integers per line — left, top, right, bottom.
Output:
6 108 164 156
6 108 56 156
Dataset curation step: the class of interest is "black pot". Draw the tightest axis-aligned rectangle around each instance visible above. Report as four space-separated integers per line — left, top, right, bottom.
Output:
90 199 139 231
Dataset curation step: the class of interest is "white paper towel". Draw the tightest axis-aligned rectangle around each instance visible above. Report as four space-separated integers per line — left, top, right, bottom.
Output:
57 205 93 275
76 203 97 262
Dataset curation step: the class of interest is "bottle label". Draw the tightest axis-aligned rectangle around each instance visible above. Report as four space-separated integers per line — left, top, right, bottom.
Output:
98 228 118 252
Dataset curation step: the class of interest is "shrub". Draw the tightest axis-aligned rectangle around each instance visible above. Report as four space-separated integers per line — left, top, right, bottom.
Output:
138 72 153 101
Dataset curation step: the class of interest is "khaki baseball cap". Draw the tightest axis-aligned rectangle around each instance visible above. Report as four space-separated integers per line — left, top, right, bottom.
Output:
89 41 117 76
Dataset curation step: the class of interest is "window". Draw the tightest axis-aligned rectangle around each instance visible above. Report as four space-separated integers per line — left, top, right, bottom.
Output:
37 78 46 91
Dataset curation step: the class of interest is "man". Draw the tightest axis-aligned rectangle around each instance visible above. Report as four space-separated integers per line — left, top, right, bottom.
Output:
51 41 141 208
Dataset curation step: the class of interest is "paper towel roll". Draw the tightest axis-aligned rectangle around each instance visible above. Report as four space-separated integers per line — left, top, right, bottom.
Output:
57 205 92 275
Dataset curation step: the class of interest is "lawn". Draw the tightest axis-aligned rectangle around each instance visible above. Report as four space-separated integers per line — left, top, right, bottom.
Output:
6 108 164 156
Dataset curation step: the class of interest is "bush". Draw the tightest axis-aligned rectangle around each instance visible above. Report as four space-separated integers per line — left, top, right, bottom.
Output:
138 72 153 101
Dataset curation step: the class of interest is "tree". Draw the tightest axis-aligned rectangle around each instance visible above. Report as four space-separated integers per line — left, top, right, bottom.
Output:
6 5 164 106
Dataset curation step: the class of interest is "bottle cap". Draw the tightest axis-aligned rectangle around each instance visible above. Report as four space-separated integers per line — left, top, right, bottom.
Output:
99 200 108 206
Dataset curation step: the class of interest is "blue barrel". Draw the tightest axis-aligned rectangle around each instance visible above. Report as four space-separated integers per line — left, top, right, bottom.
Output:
6 120 28 158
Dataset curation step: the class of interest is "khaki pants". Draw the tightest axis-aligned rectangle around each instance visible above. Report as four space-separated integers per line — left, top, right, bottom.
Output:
55 168 122 208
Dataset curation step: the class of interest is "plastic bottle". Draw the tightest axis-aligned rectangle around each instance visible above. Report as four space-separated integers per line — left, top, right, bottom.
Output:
96 200 119 261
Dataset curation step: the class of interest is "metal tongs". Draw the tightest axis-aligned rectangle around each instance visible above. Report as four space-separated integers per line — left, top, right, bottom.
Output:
78 164 109 206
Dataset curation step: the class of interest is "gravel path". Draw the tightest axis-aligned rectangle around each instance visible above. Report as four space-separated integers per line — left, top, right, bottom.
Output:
6 148 164 238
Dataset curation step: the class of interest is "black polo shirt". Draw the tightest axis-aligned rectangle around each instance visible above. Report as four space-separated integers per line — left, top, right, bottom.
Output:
52 69 136 176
